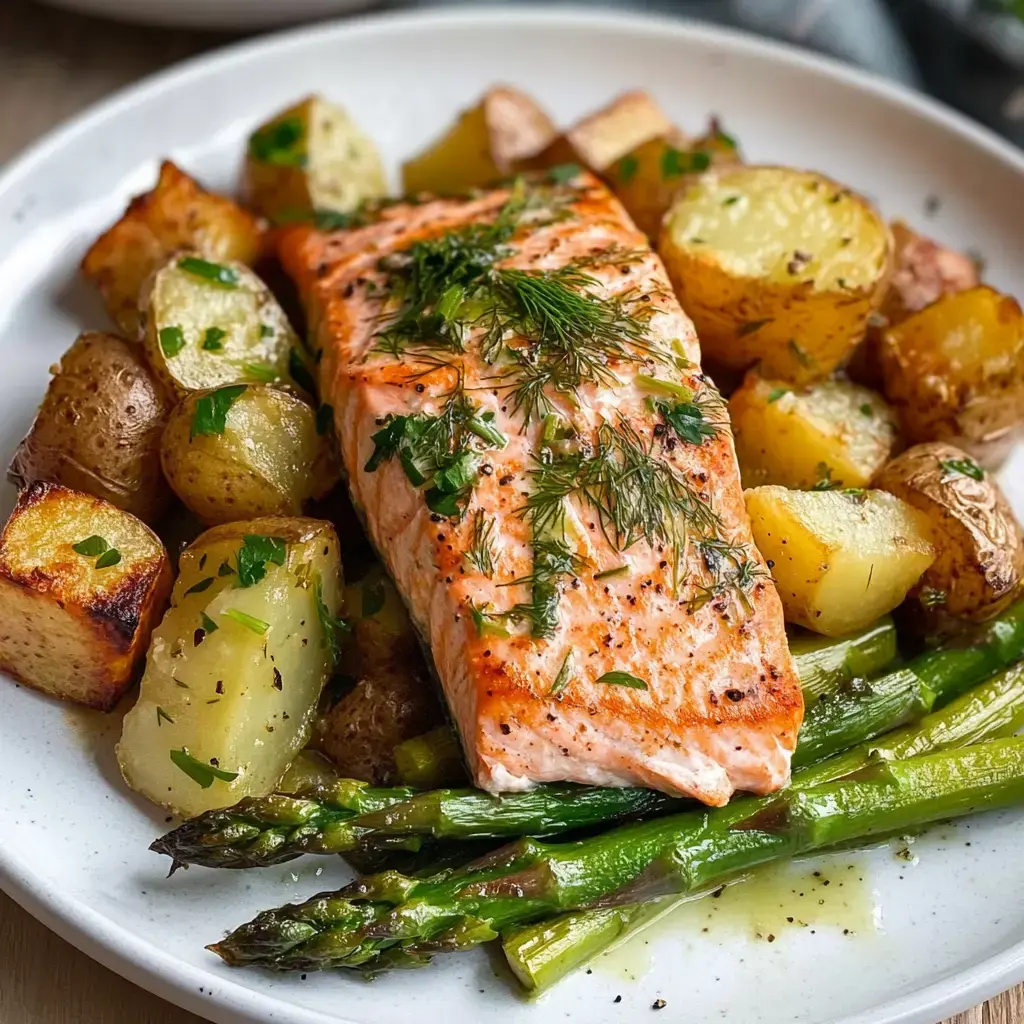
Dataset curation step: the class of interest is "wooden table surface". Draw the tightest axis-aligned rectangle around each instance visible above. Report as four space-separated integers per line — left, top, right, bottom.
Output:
0 1 1021 1021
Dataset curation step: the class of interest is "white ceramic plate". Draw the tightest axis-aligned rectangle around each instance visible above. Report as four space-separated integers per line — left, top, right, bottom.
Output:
1 8 1023 1024
37 0 381 31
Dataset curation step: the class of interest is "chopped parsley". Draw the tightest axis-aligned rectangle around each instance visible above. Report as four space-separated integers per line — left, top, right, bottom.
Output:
169 748 239 789
315 572 349 666
244 363 277 383
159 325 186 357
190 384 247 438
184 577 215 596
72 535 121 569
596 671 648 690
259 323 275 338
178 256 240 289
200 612 219 633
248 116 305 166
655 398 720 446
201 327 226 351
617 154 639 184
547 163 582 184
156 706 174 726
810 463 840 491
660 147 711 179
767 387 791 404
859 403 874 417
940 457 984 481
236 534 287 588
737 318 773 337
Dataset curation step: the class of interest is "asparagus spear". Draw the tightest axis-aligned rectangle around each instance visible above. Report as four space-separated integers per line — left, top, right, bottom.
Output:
393 727 466 788
208 736 1024 971
505 658 1024 990
155 605 1019 869
787 617 897 707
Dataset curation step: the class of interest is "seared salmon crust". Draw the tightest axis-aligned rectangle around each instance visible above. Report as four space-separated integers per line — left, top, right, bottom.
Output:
279 172 802 806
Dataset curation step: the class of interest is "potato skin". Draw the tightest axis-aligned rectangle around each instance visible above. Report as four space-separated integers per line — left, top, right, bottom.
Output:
316 573 442 784
879 286 1024 467
0 482 171 709
874 442 1024 621
402 86 557 195
161 384 338 524
82 161 264 339
660 166 893 384
8 332 172 524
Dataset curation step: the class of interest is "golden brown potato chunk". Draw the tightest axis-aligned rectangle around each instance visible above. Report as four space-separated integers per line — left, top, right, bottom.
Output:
0 482 171 709
315 572 442 784
526 90 674 175
245 96 387 221
402 86 557 195
81 161 265 339
8 332 172 523
880 285 1024 465
608 120 742 238
661 166 893 384
875 442 1024 621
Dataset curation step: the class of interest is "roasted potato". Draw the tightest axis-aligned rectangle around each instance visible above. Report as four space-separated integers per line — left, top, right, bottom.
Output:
244 95 387 221
141 254 306 396
746 486 935 636
0 482 171 709
875 443 1024 621
660 166 893 384
849 221 981 390
316 571 442 784
525 90 674 176
879 285 1024 466
82 161 264 339
608 120 742 238
116 517 343 816
402 86 557 195
8 332 172 523
729 372 898 490
160 384 338 524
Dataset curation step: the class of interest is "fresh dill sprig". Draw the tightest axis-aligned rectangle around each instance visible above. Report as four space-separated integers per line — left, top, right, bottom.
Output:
522 421 720 554
690 537 771 616
501 537 584 639
465 509 497 578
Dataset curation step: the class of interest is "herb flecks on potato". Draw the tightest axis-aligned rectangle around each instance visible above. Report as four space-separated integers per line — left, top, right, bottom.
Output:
403 86 558 195
746 485 935 636
8 332 172 524
0 482 171 709
161 384 338 524
730 372 897 490
141 255 307 396
82 161 265 339
660 165 893 384
875 442 1024 621
245 95 387 221
116 517 344 817
880 285 1024 467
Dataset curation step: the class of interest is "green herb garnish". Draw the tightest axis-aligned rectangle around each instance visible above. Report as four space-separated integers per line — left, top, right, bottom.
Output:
660 147 711 179
159 326 186 357
184 577 215 596
546 163 582 184
594 565 629 581
548 651 574 697
289 347 317 394
178 256 240 288
469 601 511 639
315 572 349 666
859 403 874 417
236 535 287 588
465 509 496 578
72 535 108 557
767 387 791 404
737 318 773 337
200 612 219 634
222 609 270 635
788 339 814 369
95 548 121 569
248 116 306 166
156 706 174 727
201 327 226 351
940 457 984 481
244 363 276 383
655 398 721 446
169 748 239 789
596 671 648 690
259 323 275 338
190 384 247 438
617 155 639 184
810 463 840 491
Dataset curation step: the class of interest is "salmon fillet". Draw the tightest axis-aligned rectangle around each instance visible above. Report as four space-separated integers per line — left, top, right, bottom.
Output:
279 172 802 806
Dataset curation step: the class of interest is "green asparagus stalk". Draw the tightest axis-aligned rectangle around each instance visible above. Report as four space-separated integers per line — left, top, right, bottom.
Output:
505 658 1024 990
787 617 897 707
208 736 1024 971
393 727 466 788
793 599 1024 768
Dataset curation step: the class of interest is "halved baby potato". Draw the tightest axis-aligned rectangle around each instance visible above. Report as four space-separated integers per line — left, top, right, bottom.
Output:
879 285 1024 466
161 384 338 524
0 482 171 709
8 331 173 523
608 120 742 238
746 486 935 636
660 166 893 384
526 90 675 176
116 516 344 816
875 442 1024 621
402 86 558 195
82 161 265 339
244 95 387 221
729 372 898 489
141 254 308 397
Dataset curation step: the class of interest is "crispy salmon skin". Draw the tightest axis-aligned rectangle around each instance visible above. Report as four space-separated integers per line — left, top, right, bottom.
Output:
279 172 802 805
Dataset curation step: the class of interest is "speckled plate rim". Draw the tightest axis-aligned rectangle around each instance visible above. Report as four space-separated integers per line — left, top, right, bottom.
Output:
1 7 1024 1024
